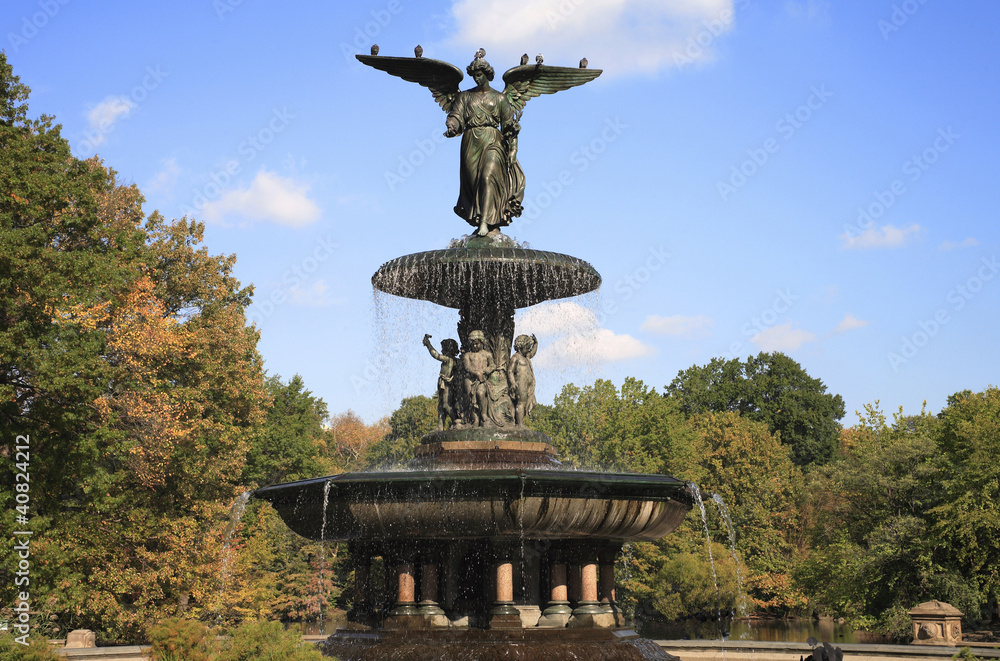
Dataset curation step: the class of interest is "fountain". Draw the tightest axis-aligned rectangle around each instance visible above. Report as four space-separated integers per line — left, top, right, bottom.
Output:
253 47 694 660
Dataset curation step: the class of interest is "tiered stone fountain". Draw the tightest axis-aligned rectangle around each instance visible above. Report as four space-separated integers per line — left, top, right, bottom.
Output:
254 47 693 660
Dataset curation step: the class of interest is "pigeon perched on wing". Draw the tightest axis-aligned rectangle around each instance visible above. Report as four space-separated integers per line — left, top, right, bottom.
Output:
535 54 544 65
414 45 423 58
520 53 529 66
371 44 379 56
579 58 588 68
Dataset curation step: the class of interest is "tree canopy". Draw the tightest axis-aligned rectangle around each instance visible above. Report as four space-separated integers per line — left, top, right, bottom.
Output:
666 352 846 465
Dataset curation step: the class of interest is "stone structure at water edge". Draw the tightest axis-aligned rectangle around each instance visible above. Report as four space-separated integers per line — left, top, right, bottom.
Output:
909 600 964 646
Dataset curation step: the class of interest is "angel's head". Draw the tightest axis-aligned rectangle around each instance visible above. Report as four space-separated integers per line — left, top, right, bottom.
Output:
467 56 494 82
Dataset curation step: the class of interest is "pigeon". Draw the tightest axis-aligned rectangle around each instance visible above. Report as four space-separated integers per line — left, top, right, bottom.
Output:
579 57 588 69
520 53 529 66
536 54 544 65
370 44 379 56
476 48 486 59
414 45 423 58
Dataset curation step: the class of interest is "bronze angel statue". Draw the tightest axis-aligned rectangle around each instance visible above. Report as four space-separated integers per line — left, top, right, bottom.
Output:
357 48 601 236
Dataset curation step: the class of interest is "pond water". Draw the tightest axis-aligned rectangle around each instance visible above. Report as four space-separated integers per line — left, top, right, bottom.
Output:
637 617 888 644
295 617 887 643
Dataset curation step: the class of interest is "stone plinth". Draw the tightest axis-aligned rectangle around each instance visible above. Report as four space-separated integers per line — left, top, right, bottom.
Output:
65 630 96 648
909 600 963 645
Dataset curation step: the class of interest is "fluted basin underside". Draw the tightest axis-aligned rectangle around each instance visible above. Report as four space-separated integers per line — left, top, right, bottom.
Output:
371 246 601 308
255 469 691 543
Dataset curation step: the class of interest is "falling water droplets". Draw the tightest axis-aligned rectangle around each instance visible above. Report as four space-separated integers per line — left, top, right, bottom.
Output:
689 483 728 645
711 492 750 630
318 480 331 631
219 491 251 621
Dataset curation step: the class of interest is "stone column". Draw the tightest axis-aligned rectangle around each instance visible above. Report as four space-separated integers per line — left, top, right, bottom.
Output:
389 558 419 617
490 542 521 629
568 547 610 628
575 560 602 613
538 553 572 628
418 558 447 623
598 545 623 624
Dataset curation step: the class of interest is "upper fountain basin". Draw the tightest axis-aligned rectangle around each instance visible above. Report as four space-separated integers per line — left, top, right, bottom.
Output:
371 242 601 309
254 469 692 543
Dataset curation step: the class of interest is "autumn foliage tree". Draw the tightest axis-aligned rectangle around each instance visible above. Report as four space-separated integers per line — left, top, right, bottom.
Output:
0 53 267 641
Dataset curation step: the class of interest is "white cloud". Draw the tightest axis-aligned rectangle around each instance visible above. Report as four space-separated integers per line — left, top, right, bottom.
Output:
840 224 922 250
833 313 868 334
751 322 816 352
147 157 181 195
641 314 713 337
536 328 654 367
516 301 654 367
288 279 346 307
202 169 321 227
84 95 135 146
939 237 979 251
517 300 597 335
448 0 736 77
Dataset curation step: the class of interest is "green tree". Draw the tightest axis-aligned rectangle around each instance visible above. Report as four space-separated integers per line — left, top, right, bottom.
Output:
530 378 700 478
795 402 975 637
666 352 845 465
0 54 269 642
363 395 436 468
932 387 1000 610
690 412 805 613
242 374 331 488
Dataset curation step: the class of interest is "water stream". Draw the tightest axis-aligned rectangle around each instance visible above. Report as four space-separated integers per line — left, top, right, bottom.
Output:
689 483 727 647
219 491 252 620
318 480 331 629
711 493 749 624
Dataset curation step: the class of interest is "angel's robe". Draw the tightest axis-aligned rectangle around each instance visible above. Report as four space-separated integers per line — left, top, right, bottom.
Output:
447 88 525 232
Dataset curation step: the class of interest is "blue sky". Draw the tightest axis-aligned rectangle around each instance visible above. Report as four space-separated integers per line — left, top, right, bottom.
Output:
6 0 998 425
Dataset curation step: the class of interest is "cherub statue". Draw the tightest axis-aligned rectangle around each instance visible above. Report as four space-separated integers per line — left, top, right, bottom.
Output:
356 48 601 236
461 330 495 427
507 334 538 426
423 334 460 430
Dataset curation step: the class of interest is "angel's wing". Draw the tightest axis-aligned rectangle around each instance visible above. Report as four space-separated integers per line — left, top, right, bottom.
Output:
501 65 602 115
355 54 464 111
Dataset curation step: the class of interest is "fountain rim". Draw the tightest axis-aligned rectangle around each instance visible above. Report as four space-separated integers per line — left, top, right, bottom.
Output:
253 468 695 505
370 245 602 309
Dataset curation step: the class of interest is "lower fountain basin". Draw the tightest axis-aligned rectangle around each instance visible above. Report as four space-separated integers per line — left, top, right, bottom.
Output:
254 469 692 543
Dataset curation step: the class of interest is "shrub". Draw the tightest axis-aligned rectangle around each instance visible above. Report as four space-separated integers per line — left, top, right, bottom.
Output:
217 620 323 661
146 618 213 661
0 633 61 661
